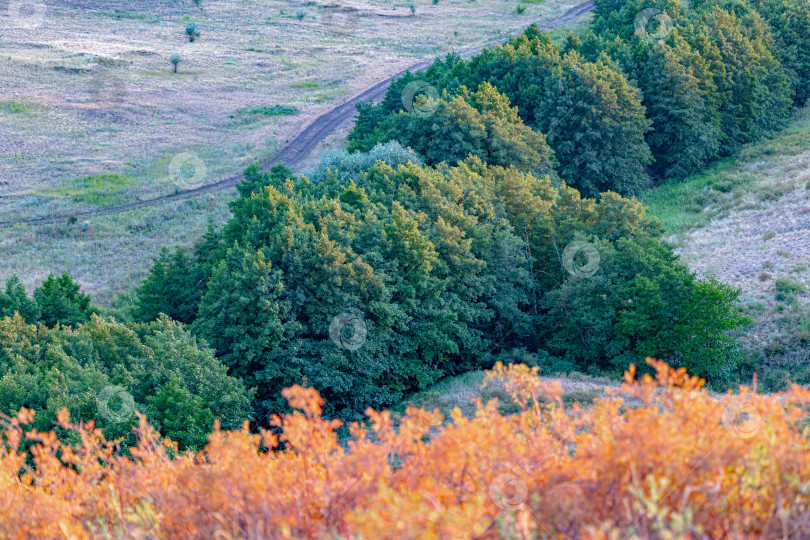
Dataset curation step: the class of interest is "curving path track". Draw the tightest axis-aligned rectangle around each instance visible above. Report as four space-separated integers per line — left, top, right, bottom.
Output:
0 1 593 228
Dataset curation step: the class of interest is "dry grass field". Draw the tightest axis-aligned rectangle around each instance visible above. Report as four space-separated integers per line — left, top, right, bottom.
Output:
0 0 583 307
644 107 810 388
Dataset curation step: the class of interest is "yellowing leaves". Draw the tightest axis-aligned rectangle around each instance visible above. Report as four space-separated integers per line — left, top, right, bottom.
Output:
0 361 810 538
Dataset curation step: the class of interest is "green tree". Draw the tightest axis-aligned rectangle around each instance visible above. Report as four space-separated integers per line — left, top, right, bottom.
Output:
185 22 200 42
135 158 746 421
238 163 295 199
0 314 252 450
535 51 652 195
592 0 690 42
170 53 181 73
0 275 40 323
476 31 653 196
134 222 224 325
212 158 538 419
540 234 747 382
146 375 216 451
229 159 742 414
590 0 795 170
356 83 557 179
134 247 204 324
635 36 720 178
192 243 300 419
348 63 462 151
682 6 792 153
471 160 744 380
33 272 93 327
750 0 810 106
359 31 654 196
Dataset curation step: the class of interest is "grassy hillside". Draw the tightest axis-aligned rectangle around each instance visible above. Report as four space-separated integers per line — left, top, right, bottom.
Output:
1 0 571 208
644 106 810 391
643 107 810 235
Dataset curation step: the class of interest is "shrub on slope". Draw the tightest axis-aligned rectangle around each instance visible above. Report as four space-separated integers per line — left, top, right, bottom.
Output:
0 360 808 538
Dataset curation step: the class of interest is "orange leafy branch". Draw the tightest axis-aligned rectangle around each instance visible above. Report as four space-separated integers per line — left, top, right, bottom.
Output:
0 362 809 538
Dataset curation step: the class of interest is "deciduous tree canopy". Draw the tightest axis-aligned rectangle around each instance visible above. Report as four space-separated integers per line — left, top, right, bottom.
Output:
136 154 745 421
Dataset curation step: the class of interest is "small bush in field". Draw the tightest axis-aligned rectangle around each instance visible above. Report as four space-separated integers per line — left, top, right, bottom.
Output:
775 278 806 295
170 53 181 73
304 140 423 184
185 22 200 42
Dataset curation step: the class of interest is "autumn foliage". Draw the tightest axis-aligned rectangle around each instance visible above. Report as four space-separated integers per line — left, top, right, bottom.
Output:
2 360 810 539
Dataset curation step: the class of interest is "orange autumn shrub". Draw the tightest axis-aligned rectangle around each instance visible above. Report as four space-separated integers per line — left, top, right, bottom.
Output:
2 359 810 539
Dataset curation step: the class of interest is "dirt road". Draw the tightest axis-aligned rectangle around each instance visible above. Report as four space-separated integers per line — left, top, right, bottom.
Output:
0 1 593 228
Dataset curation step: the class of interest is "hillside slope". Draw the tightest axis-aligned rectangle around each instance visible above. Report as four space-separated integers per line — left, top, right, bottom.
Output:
644 107 810 390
